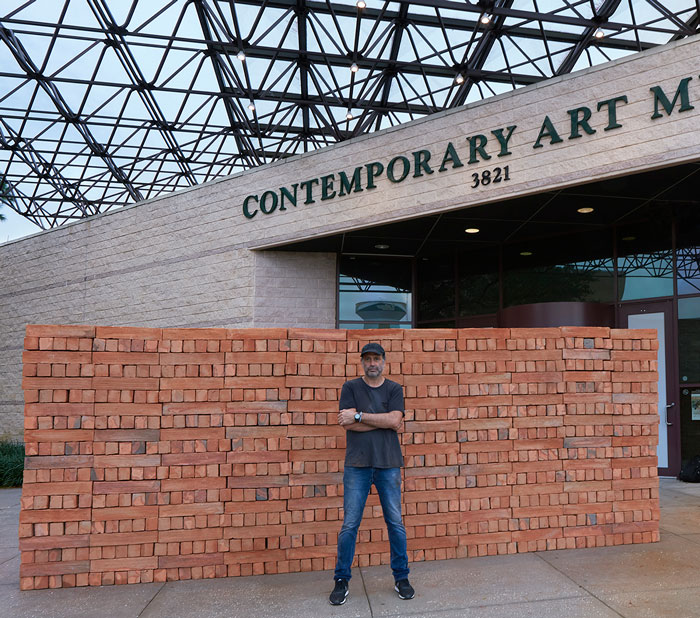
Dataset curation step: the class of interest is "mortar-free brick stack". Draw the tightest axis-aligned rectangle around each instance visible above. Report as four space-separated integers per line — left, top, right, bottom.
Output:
19 325 659 589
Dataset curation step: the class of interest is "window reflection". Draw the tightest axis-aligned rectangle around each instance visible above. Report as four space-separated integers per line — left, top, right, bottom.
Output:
339 256 412 329
676 212 700 296
617 222 673 300
503 230 614 307
458 247 499 316
679 297 700 385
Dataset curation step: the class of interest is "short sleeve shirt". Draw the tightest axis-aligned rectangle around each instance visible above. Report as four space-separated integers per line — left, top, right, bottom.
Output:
339 378 405 468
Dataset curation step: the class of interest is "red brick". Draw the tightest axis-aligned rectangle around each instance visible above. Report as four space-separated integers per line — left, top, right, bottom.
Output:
91 557 158 572
27 325 95 338
95 327 162 340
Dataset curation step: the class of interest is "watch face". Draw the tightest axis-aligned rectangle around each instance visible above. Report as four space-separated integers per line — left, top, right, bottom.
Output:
354 413 361 421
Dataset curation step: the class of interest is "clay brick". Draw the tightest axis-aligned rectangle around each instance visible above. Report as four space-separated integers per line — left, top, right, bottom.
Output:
20 561 91 576
562 349 610 360
160 428 225 441
159 503 223 517
160 478 226 492
19 324 659 589
159 554 224 569
93 481 161 494
93 430 160 442
23 377 92 389
92 377 160 390
25 403 93 417
163 402 226 414
161 453 225 465
22 482 92 496
92 506 159 521
22 350 92 365
227 451 288 464
24 430 93 443
224 550 287 564
92 352 159 365
288 449 343 462
158 529 223 543
92 455 161 468
95 327 162 340
91 557 158 572
228 328 289 339
19 535 89 554
228 476 289 488
25 455 93 469
89 531 158 546
94 403 162 416
163 328 228 339
27 325 95 338
20 509 91 523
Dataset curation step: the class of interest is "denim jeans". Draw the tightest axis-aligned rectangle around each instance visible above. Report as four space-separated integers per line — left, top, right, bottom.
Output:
334 466 409 582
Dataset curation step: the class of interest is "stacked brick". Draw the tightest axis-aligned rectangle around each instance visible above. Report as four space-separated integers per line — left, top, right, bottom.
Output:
20 325 660 589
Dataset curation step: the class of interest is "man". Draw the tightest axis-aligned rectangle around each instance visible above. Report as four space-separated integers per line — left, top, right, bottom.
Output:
329 342 414 605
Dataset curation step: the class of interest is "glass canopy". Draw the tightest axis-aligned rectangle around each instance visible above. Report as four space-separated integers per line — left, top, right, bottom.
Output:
0 0 698 228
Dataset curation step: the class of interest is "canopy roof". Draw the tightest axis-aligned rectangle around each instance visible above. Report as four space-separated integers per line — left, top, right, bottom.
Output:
0 0 698 229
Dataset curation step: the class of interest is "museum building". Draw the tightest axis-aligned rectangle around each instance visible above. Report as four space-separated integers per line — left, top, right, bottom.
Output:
1 34 699 476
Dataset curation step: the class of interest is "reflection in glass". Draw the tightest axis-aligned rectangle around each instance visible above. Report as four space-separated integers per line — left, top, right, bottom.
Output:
417 255 454 322
338 256 412 329
677 246 700 295
617 222 673 300
679 387 700 466
503 231 614 308
458 247 499 316
679 297 700 385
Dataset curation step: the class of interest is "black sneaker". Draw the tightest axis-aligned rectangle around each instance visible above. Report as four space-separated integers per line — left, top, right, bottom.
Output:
329 578 349 605
394 578 415 600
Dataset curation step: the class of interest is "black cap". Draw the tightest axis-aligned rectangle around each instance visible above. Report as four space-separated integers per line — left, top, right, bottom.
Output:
360 342 385 357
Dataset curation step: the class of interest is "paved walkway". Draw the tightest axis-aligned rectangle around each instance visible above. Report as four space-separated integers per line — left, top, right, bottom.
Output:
1 478 699 617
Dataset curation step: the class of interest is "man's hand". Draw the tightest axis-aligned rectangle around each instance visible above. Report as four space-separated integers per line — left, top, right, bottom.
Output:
338 408 357 426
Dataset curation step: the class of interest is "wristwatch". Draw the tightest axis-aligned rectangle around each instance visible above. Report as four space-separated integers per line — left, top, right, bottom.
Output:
354 411 363 423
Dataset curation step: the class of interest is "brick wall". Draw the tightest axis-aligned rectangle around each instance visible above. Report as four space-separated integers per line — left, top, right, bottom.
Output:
19 325 660 590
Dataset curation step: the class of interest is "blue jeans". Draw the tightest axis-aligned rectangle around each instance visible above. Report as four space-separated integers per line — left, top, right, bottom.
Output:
334 466 409 582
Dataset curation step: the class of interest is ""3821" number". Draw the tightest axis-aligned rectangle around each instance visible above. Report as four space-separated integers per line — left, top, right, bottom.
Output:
471 165 510 188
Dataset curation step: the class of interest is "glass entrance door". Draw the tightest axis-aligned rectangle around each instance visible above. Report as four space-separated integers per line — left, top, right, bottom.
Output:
619 300 679 476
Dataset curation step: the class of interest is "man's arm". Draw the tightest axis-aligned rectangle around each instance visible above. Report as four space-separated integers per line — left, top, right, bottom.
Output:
338 408 376 432
338 408 402 432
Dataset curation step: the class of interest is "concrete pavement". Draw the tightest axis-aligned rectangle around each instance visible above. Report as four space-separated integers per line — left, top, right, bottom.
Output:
1 478 699 617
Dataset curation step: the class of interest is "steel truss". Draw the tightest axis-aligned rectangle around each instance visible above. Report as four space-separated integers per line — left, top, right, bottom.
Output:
0 0 698 229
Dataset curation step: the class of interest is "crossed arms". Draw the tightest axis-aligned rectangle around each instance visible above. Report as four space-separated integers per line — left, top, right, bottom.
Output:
337 408 403 432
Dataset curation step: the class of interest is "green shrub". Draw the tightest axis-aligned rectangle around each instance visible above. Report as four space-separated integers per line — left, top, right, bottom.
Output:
0 440 24 487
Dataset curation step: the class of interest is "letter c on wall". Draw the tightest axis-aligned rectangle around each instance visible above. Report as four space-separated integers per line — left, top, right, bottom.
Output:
243 195 258 219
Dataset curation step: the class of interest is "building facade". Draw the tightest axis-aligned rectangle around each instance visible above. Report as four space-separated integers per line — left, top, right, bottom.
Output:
1 34 699 474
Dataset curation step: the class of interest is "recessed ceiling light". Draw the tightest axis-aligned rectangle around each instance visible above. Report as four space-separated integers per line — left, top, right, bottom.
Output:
520 251 533 256
237 51 246 61
375 244 389 250
621 236 636 241
465 227 480 234
346 111 353 120
350 63 359 73
577 207 594 214
356 0 366 8
594 27 605 39
480 13 492 25
455 74 465 85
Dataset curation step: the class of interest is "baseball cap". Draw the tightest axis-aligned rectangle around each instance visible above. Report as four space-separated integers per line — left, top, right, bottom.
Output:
360 342 385 357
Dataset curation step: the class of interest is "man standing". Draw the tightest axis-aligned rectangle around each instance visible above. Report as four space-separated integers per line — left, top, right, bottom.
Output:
329 342 414 605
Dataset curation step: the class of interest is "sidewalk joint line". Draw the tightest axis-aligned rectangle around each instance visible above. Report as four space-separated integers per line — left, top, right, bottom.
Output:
533 551 626 618
136 580 166 618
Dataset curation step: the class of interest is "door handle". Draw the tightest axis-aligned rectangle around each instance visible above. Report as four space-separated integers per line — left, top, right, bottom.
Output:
665 402 674 426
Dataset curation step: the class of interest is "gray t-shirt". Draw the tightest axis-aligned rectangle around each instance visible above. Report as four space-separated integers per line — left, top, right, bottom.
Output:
339 378 405 468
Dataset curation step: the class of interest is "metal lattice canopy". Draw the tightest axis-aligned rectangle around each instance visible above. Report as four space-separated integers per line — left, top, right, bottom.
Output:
1 0 698 229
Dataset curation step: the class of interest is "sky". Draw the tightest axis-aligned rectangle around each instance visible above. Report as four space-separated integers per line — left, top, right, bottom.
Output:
0 204 43 244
